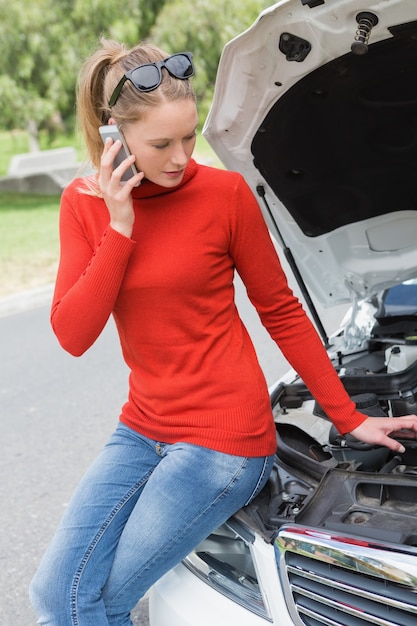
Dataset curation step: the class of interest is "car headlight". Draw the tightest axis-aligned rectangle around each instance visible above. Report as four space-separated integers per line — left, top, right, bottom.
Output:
182 520 272 621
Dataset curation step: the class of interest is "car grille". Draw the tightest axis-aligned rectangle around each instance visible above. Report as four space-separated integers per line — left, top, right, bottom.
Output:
275 526 417 626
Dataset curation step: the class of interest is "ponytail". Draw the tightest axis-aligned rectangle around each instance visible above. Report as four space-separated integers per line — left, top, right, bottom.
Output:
76 39 129 171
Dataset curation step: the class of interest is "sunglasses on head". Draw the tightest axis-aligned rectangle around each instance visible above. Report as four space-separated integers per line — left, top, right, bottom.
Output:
109 52 194 107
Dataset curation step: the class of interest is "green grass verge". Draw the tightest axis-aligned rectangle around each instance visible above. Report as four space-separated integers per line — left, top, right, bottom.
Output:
0 131 29 176
0 193 60 297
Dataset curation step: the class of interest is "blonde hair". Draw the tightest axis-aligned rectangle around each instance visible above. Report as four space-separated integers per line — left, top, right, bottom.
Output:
76 37 196 172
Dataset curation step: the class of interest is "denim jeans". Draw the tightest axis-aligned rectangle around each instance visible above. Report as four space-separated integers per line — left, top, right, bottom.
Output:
30 423 275 625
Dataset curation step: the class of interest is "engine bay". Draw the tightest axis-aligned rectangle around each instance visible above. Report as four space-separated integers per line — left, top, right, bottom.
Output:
240 307 417 546
241 401 417 546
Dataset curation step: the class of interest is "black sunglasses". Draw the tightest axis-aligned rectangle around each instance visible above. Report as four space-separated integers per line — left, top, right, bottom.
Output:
109 52 194 107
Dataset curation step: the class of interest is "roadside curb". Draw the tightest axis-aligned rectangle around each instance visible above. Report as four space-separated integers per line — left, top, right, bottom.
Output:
0 284 54 318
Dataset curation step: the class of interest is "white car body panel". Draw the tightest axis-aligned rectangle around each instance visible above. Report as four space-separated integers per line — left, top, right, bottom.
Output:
203 0 417 308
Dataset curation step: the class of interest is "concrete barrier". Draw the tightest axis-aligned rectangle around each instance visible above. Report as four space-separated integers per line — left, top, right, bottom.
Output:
0 148 94 195
7 147 78 176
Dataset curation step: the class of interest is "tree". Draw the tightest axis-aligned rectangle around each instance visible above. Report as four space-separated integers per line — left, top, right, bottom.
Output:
0 0 168 147
0 0 270 146
0 0 70 148
150 0 270 121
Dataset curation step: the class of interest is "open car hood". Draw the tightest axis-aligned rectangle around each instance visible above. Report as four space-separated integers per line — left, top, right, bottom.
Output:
203 0 417 308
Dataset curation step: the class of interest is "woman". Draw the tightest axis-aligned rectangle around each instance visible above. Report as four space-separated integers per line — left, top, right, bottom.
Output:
30 38 417 625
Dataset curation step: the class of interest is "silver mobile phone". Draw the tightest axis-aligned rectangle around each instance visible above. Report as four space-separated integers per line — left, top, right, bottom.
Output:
99 125 139 183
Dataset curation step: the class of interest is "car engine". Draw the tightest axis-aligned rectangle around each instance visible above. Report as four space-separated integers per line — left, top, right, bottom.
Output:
237 312 417 626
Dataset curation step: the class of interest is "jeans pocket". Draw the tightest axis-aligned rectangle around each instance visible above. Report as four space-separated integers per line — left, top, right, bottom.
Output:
244 454 275 506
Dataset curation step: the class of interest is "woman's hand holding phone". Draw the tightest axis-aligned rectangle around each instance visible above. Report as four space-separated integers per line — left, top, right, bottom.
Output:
98 125 144 238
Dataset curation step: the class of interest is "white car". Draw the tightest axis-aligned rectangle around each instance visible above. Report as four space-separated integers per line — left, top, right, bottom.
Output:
150 1 417 624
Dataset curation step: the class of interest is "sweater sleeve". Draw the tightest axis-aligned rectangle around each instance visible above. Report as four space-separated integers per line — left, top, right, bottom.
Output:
50 185 136 356
229 176 366 435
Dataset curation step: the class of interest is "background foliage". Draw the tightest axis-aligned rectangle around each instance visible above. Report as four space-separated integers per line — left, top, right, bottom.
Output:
0 0 271 147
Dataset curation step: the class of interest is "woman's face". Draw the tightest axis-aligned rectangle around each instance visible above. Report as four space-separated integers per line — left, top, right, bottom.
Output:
122 99 198 188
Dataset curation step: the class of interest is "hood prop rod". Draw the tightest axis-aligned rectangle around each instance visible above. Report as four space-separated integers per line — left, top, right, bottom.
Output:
256 184 329 348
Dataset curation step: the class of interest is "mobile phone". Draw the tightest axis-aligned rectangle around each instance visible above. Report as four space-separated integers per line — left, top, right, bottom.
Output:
99 124 139 183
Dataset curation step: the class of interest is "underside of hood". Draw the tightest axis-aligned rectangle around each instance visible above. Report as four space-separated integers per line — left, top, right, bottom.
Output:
203 0 417 307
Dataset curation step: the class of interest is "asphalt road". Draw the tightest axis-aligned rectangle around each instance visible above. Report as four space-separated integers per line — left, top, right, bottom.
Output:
0 302 145 624
0 272 345 625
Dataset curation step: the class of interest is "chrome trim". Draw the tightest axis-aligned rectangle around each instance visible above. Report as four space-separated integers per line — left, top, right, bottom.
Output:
295 587 404 626
288 568 417 614
275 526 417 626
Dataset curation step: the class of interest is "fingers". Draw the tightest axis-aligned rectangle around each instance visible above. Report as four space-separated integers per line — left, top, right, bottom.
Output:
384 417 417 453
97 138 142 237
100 136 118 174
114 155 144 189
349 415 417 454
382 436 406 454
99 138 143 188
99 138 120 188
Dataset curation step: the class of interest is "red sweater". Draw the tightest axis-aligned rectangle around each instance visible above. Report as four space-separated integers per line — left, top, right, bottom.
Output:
51 159 366 456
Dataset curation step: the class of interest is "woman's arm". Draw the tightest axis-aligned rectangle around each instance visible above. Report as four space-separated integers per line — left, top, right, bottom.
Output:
230 177 417 449
51 139 144 356
50 186 136 356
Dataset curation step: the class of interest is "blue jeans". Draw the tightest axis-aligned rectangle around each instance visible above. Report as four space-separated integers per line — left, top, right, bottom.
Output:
30 423 275 625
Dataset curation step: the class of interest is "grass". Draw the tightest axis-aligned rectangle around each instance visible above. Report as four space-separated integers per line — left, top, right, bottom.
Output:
0 130 222 298
0 131 30 176
0 193 60 297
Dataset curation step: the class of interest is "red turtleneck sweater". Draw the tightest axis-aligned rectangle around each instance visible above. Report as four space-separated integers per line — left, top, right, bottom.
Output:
51 159 366 456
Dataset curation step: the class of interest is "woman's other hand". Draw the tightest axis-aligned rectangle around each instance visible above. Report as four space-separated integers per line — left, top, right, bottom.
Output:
349 415 417 453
